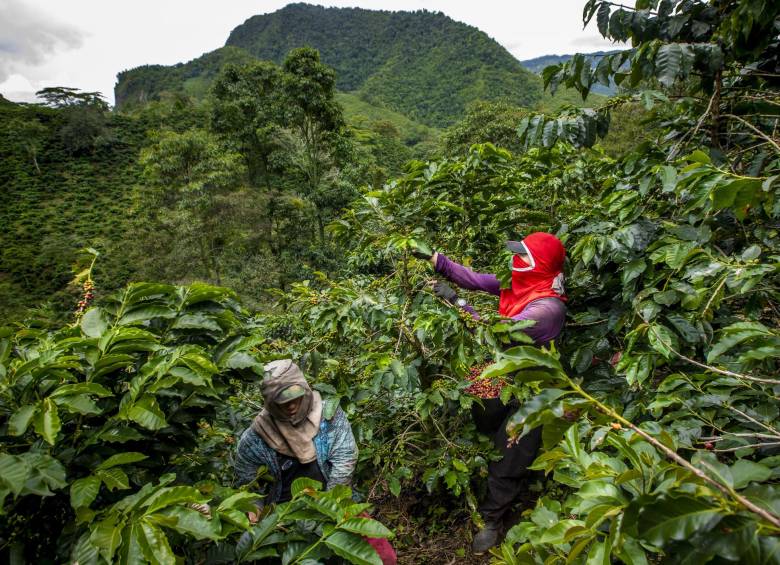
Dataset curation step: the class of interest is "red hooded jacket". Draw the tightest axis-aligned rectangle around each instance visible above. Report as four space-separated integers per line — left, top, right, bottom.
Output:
498 232 567 318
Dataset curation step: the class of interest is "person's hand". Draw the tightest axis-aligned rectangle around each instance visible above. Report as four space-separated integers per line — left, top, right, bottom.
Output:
432 281 458 303
247 501 265 524
410 240 434 261
410 248 433 260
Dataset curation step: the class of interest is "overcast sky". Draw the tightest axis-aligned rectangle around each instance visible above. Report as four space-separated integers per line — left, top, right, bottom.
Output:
0 0 627 105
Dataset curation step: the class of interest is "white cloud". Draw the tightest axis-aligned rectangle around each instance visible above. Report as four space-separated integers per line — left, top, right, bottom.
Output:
570 35 623 51
0 73 38 102
0 0 84 85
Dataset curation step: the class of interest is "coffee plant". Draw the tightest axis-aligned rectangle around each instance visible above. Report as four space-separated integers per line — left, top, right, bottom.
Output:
257 1 780 562
2 0 779 563
0 282 393 564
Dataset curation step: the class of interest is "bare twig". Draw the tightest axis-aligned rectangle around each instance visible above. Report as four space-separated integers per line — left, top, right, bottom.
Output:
702 433 780 441
724 113 780 155
569 318 608 327
395 299 411 354
669 90 717 160
712 442 780 453
702 273 729 317
724 405 780 438
644 321 780 386
569 380 780 530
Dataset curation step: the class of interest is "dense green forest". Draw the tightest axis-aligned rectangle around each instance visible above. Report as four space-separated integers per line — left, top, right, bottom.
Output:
1 0 779 564
0 48 424 322
116 3 542 127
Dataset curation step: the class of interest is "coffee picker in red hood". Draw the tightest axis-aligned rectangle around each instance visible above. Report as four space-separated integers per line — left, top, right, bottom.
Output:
415 232 567 555
500 232 567 317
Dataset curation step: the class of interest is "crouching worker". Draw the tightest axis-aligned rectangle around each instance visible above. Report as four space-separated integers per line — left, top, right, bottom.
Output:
235 359 357 504
234 359 397 565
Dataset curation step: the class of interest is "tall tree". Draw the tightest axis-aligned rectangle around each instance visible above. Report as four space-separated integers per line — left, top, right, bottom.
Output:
280 47 350 242
36 87 113 155
440 100 528 156
139 129 246 282
210 62 283 188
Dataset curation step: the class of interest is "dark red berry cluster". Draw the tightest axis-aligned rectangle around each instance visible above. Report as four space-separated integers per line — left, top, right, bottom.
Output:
76 279 95 316
464 362 508 399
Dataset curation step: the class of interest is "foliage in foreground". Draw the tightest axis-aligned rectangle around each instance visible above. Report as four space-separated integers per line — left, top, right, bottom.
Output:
2 0 780 563
259 2 780 561
277 132 779 563
0 282 392 564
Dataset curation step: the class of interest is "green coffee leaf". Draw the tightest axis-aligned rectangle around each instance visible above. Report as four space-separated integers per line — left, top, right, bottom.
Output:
638 495 721 545
81 308 109 338
7 404 37 436
139 522 176 565
33 398 61 445
127 395 167 430
71 476 101 509
324 530 383 565
730 460 772 489
338 517 393 539
158 506 221 541
97 467 130 491
0 453 30 495
143 486 208 514
97 452 149 471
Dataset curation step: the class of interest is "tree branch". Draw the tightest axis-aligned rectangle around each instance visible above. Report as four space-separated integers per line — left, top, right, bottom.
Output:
724 405 780 438
644 321 780 386
724 113 780 155
568 380 780 530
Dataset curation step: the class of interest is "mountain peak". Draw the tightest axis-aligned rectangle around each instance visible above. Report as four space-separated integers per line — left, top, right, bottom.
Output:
116 4 541 126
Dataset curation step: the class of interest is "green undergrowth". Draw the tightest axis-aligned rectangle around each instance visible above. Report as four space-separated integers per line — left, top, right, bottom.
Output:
0 104 147 321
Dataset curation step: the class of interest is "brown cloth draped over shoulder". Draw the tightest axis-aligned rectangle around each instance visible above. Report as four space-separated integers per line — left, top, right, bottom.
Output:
251 359 323 463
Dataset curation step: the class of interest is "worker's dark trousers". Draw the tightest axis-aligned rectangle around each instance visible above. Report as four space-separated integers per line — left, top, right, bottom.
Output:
472 398 542 523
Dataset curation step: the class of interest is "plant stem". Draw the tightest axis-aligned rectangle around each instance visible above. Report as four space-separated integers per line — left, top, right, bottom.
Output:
567 379 780 530
724 114 780 154
723 405 780 438
711 442 780 453
644 321 780 385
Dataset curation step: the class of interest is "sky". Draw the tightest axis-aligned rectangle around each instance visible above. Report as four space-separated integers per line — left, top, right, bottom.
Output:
0 0 626 105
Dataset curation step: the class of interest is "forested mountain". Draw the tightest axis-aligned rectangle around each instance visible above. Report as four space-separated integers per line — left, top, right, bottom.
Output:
115 3 542 126
114 46 257 108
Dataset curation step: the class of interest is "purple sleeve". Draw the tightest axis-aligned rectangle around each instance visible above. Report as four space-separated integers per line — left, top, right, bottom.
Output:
434 254 501 296
511 298 567 345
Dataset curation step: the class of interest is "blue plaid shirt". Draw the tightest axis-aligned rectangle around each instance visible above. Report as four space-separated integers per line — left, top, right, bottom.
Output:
234 406 358 503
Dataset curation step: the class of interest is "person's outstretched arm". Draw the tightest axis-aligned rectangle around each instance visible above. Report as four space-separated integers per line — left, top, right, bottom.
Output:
432 252 501 296
326 407 358 489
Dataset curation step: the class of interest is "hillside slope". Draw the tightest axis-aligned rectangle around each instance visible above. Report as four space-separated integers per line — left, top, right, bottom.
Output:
115 46 257 108
116 3 542 127
0 103 147 320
